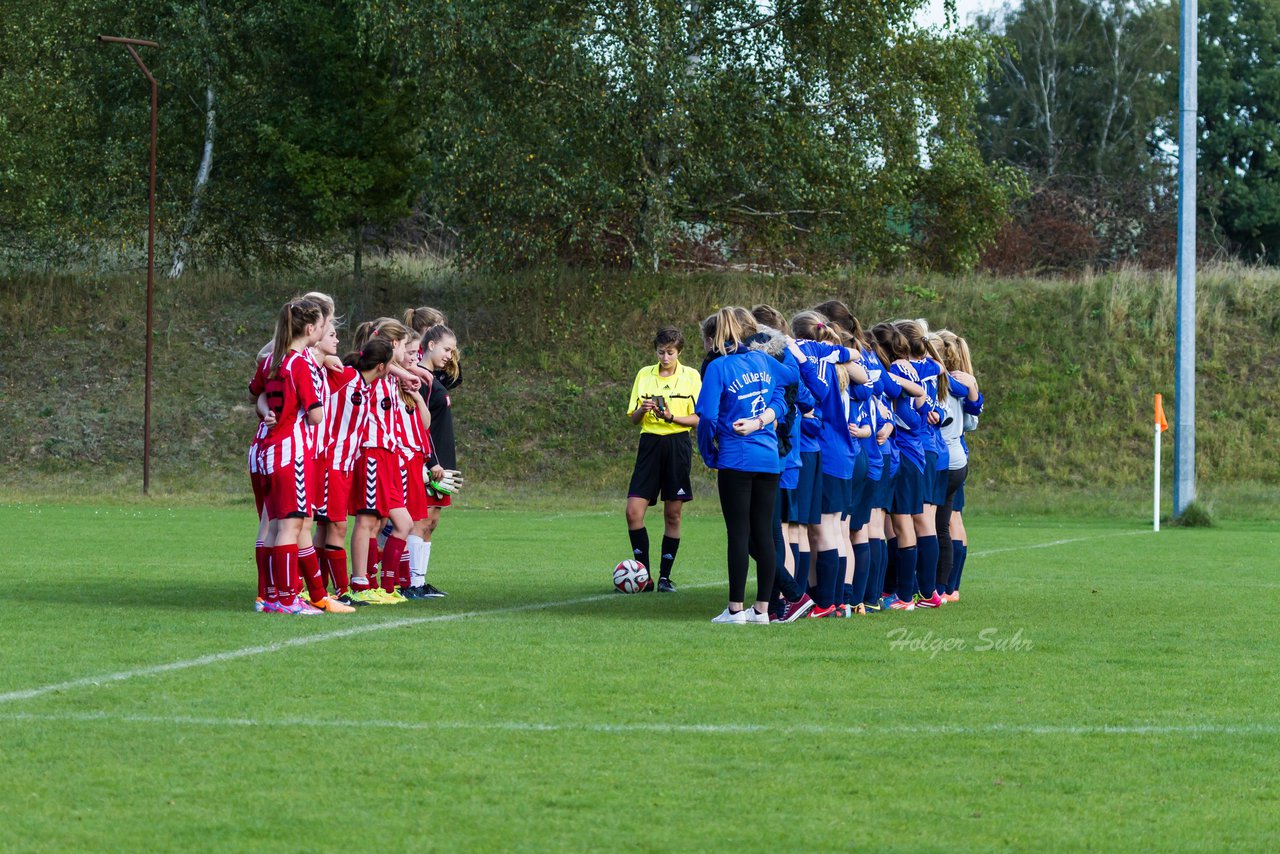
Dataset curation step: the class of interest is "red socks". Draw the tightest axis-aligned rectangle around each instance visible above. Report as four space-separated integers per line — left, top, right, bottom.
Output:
323 546 350 595
255 542 270 600
270 545 299 605
298 546 326 603
381 536 407 592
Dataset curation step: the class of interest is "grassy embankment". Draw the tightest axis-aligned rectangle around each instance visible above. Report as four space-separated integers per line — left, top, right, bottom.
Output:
1 263 1277 518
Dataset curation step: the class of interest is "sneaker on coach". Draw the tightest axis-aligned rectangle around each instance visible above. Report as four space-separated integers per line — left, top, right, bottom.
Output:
744 606 770 625
657 577 677 593
780 593 815 623
711 607 748 624
422 584 448 598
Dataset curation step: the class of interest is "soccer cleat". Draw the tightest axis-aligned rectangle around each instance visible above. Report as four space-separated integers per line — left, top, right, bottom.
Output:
807 604 840 619
881 593 900 610
277 598 324 616
943 591 960 603
657 577 677 593
345 589 382 605
889 598 916 611
312 596 356 614
254 597 266 613
851 603 866 616
401 585 429 600
711 607 748 624
261 600 287 614
422 584 448 598
916 593 944 609
863 597 884 614
337 592 366 607
744 607 770 625
779 593 815 623
384 588 409 603
640 578 656 593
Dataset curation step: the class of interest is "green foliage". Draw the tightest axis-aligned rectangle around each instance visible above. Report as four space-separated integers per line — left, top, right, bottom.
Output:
358 0 1018 271
1199 0 1280 262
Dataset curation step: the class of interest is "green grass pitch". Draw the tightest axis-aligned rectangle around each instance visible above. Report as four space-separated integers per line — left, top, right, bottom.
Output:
1 503 1277 851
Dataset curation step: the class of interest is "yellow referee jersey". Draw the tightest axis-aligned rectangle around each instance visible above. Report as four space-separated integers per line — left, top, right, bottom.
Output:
627 363 701 436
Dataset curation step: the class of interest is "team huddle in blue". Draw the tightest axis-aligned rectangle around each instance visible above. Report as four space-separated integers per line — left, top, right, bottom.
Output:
625 300 984 624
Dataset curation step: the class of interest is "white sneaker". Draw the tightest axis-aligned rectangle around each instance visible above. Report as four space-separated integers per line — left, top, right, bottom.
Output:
744 607 770 625
711 607 748 624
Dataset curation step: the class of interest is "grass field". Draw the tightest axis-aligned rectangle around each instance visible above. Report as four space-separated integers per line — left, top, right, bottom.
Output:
2 502 1278 851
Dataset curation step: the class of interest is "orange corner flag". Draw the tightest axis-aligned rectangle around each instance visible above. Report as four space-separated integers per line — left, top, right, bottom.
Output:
1155 393 1169 432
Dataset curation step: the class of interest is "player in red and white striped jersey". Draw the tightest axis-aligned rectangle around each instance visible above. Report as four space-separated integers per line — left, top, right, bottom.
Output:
249 299 327 615
391 334 441 598
345 318 417 603
314 336 396 604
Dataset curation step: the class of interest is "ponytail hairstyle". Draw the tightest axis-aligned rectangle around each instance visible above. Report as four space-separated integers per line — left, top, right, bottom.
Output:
791 310 849 390
269 298 323 378
710 306 757 355
347 336 396 373
925 333 951 402
871 322 910 362
371 317 412 343
790 310 842 346
348 320 377 355
937 330 974 378
894 319 930 359
403 306 447 334
813 299 867 348
751 304 787 331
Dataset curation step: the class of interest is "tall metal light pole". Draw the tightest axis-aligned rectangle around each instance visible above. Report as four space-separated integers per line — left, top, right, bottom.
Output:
98 35 159 494
1173 3 1196 516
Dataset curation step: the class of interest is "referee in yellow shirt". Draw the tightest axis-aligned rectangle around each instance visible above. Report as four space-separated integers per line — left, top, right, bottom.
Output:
626 326 701 592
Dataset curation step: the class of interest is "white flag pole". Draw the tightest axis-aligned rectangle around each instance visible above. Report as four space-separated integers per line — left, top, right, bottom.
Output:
1154 422 1161 532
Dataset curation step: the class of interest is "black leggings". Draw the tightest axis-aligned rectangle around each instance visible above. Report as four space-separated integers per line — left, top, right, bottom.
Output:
935 464 968 584
717 469 780 603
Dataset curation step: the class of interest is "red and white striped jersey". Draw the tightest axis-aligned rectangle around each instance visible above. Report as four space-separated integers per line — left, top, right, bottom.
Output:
361 376 402 454
393 378 430 458
322 366 372 471
301 348 328 456
251 350 321 473
247 360 271 474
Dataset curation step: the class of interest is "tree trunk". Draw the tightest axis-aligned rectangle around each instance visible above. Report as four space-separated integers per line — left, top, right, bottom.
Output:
166 85 215 279
353 223 364 282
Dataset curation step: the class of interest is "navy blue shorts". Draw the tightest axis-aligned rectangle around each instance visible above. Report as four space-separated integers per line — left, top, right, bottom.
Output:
847 454 873 530
821 472 852 516
953 482 966 512
892 462 925 516
781 451 822 525
923 452 945 505
870 471 890 512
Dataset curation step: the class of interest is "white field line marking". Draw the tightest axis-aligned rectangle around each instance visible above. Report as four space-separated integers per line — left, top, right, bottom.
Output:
968 528 1150 559
0 528 1150 707
0 710 1276 738
0 583 723 706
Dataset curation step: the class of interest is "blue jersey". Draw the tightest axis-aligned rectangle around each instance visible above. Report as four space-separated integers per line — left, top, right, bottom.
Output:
793 340 848 455
855 398 883 481
912 357 950 471
778 349 815 486
889 363 926 473
696 349 789 474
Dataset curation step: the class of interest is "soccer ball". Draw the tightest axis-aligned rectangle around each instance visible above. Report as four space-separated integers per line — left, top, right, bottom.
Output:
613 559 650 594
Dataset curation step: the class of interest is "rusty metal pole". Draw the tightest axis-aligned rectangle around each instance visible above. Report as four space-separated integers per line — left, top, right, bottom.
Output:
98 36 159 494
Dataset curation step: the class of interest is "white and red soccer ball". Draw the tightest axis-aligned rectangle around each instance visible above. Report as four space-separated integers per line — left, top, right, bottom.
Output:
613 559 650 594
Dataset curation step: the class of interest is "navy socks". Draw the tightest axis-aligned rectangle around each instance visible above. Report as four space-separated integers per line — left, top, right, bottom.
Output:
895 545 918 603
850 542 871 607
814 549 839 608
948 541 968 593
917 534 939 598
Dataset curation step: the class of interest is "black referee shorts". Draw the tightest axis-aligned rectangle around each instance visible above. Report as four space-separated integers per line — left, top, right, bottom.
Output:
627 432 694 505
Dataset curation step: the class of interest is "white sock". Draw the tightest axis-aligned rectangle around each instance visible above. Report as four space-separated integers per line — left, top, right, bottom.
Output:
408 535 426 587
421 541 433 585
